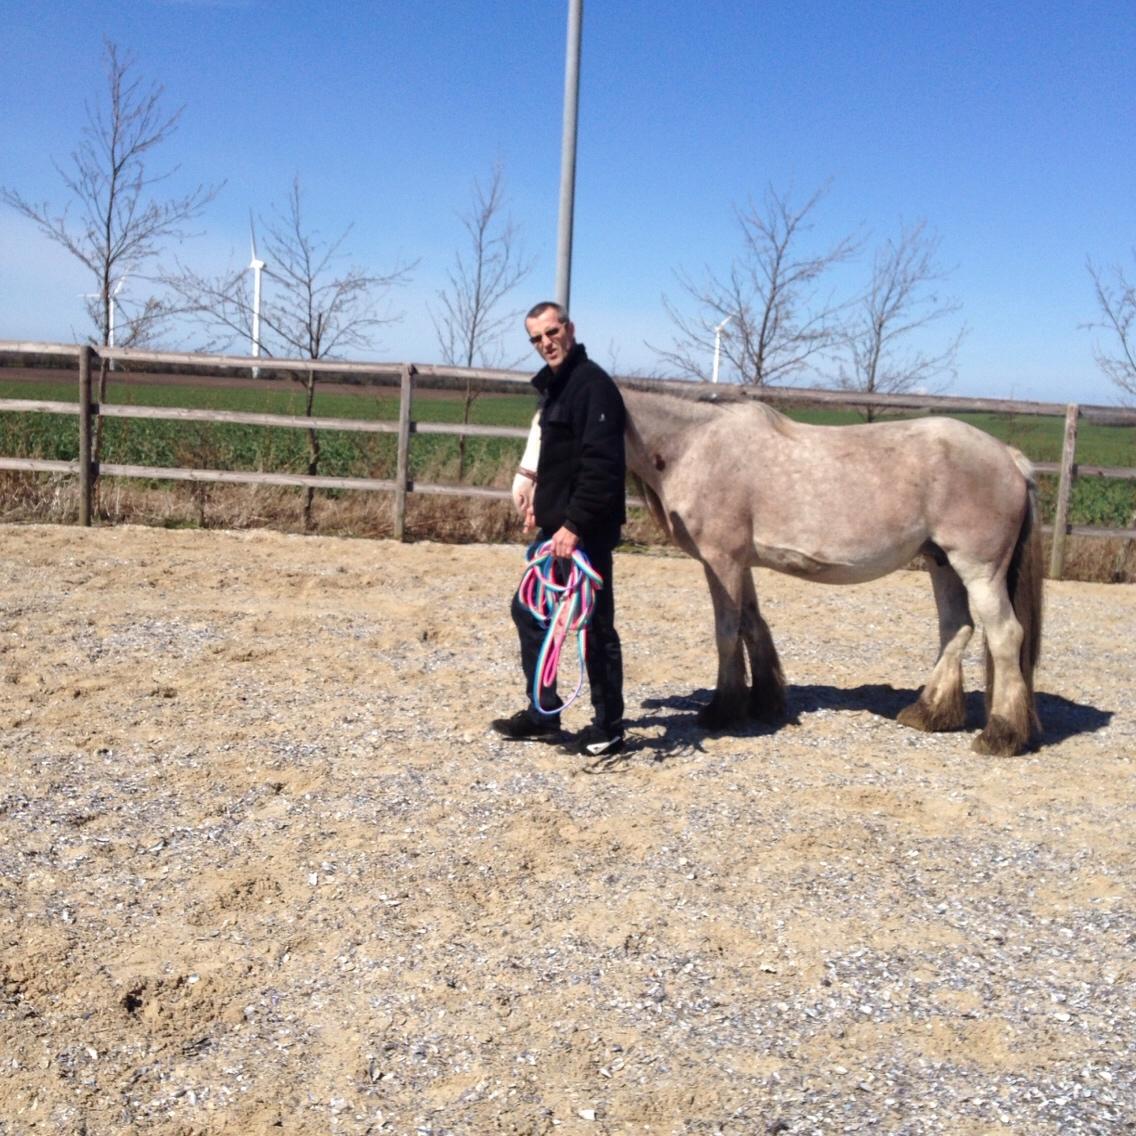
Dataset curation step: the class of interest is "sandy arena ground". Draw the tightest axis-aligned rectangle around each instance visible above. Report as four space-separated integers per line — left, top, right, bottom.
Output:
0 523 1133 1135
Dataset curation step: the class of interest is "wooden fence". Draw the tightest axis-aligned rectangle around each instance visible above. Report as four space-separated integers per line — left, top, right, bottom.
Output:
2 341 1135 579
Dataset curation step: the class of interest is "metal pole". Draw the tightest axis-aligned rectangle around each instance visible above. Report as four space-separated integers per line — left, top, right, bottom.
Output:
555 0 583 311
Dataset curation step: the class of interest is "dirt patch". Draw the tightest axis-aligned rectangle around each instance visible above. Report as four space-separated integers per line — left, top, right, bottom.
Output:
0 524 1132 1134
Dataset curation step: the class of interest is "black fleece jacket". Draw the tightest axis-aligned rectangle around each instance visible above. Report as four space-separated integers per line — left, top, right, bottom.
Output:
531 343 627 545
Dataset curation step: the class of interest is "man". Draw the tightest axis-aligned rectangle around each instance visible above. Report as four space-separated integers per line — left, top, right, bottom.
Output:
492 301 627 757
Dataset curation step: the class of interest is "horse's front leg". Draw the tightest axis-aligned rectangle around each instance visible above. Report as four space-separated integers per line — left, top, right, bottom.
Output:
698 559 749 729
741 569 786 723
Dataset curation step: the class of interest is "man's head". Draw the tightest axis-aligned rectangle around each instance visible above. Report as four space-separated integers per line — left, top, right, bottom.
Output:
525 301 576 373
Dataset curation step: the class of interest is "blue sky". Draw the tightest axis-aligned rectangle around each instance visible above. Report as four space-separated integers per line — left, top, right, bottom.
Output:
2 0 1133 405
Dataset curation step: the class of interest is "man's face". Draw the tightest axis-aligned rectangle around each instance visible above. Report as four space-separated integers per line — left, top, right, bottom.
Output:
525 308 576 372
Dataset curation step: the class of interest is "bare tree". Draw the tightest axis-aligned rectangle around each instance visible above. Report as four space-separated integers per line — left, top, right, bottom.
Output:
837 221 964 419
433 163 533 370
167 177 414 528
654 184 859 386
431 164 533 477
161 258 254 357
1 40 217 362
262 180 414 359
1086 254 1136 402
169 178 413 362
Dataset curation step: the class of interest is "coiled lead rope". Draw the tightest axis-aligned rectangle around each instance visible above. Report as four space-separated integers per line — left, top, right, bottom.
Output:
517 540 603 716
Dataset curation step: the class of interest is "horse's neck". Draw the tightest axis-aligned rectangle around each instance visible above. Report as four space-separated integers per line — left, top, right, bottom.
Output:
621 387 712 493
623 412 658 488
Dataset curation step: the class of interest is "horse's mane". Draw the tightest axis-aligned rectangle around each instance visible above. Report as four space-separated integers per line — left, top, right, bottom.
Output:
616 378 794 435
617 377 745 403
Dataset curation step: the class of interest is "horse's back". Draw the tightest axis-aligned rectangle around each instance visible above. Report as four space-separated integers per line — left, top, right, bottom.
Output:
672 407 1030 584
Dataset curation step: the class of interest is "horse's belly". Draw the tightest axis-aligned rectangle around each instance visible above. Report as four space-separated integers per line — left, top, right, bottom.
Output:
753 536 922 584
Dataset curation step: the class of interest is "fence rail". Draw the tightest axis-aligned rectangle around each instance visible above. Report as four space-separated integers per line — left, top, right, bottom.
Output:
2 341 1135 578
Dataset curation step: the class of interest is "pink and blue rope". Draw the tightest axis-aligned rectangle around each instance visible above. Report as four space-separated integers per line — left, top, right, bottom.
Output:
517 540 603 716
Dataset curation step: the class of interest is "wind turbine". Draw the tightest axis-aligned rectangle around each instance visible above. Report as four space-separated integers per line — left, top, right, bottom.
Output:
81 275 128 370
711 311 736 384
248 213 266 377
108 274 127 368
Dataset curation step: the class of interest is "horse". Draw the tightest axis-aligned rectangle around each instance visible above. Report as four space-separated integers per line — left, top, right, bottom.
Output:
618 383 1043 757
515 382 1043 757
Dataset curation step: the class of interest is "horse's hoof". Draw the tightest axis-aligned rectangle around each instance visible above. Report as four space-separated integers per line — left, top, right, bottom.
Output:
898 693 966 733
748 691 786 724
697 697 745 731
696 704 727 730
897 703 928 731
972 715 1029 757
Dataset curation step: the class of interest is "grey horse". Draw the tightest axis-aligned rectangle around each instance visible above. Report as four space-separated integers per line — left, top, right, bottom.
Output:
515 383 1043 757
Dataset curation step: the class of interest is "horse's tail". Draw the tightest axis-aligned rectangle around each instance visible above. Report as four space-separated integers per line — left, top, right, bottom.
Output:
989 451 1044 735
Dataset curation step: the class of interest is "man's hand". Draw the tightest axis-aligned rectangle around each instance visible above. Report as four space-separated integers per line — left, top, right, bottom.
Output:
511 470 535 520
550 525 579 559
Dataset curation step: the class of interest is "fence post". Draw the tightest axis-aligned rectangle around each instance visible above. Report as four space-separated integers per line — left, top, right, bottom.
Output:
393 363 414 541
1049 402 1079 580
78 344 94 526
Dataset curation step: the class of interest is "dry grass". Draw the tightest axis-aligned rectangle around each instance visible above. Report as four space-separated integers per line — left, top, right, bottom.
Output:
1058 530 1136 583
0 470 1131 581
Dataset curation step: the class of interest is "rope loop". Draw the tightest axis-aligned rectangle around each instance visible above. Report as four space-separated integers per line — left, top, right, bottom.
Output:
517 540 603 716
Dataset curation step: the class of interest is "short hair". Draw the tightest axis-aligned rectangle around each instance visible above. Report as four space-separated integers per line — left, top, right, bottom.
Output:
525 301 570 324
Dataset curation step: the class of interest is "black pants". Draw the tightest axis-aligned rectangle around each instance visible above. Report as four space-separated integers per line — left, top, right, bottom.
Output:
511 536 624 733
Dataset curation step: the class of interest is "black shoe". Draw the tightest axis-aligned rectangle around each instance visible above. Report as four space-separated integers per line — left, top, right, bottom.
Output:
491 709 562 742
561 725 625 757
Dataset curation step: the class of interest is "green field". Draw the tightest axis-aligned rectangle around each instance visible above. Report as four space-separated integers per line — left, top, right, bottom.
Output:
0 376 538 488
2 375 1133 528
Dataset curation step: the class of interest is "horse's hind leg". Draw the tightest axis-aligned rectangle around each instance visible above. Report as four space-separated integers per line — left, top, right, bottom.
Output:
740 569 786 722
898 560 973 733
698 559 749 729
966 577 1032 756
